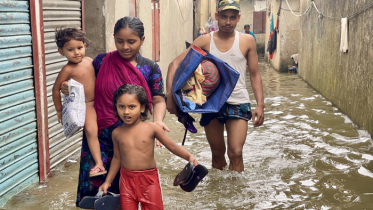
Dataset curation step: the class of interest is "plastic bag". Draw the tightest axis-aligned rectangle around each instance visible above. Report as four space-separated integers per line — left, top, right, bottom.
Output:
62 79 86 138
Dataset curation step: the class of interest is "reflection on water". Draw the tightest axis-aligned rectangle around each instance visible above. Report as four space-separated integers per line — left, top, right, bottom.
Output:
3 60 373 210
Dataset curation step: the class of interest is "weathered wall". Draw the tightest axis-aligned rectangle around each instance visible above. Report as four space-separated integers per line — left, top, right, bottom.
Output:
280 0 300 70
298 0 373 136
264 0 280 69
136 0 152 60
86 0 193 92
256 33 266 55
194 0 202 39
84 0 129 58
236 0 255 32
158 0 194 79
264 0 300 72
193 0 216 39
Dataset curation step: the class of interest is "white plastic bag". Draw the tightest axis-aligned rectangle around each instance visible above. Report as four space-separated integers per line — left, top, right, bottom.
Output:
62 79 86 138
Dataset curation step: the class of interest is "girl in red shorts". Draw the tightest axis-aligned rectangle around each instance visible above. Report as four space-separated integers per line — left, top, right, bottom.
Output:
99 84 198 210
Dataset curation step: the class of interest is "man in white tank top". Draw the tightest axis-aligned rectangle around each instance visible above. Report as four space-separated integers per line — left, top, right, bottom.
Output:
166 0 264 172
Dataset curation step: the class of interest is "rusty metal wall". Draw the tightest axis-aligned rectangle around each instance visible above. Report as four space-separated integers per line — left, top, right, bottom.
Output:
43 0 82 169
0 0 39 206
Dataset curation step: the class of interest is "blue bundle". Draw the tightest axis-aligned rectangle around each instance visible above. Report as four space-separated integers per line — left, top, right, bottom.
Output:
172 46 240 113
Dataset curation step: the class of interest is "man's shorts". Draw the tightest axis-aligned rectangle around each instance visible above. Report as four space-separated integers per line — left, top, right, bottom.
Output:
200 103 252 126
120 166 163 210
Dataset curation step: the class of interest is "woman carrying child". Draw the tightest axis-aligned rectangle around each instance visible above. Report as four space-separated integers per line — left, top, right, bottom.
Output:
60 16 169 207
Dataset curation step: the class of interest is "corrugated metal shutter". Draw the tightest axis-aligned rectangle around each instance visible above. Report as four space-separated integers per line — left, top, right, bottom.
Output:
43 0 82 169
0 1 39 206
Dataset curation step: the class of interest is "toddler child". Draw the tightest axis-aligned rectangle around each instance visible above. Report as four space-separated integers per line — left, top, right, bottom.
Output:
99 84 198 209
52 28 106 177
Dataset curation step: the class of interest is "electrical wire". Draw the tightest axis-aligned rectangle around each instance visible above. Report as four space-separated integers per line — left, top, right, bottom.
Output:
284 0 373 20
284 0 311 17
311 1 339 19
176 0 193 23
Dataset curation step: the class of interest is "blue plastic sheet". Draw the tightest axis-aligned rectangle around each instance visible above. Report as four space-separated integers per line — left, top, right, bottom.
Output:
172 46 240 113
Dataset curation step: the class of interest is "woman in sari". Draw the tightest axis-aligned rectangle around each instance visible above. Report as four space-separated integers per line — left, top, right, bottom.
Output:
60 16 168 207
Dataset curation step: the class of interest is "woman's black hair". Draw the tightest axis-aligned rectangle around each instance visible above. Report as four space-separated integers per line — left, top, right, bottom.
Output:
113 84 149 121
113 16 144 39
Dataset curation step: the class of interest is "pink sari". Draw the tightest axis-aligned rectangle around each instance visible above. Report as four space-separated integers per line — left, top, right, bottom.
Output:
94 51 153 132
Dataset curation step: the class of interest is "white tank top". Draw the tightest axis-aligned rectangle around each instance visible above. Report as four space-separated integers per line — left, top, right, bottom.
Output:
210 31 251 105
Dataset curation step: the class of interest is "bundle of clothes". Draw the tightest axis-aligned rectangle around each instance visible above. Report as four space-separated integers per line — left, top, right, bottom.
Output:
178 59 220 111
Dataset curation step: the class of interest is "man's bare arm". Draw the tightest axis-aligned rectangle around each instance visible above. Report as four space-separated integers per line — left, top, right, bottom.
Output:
246 36 265 127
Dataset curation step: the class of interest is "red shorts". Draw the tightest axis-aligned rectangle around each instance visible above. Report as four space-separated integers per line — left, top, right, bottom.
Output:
120 166 164 210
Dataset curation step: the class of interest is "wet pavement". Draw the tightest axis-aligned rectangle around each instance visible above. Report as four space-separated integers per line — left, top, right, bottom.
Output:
2 59 373 210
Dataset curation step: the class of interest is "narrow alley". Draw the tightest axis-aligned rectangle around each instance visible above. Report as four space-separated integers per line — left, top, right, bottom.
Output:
1 0 373 209
3 59 372 210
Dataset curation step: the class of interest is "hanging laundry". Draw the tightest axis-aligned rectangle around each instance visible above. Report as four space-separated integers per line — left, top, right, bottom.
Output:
269 14 274 33
210 17 217 32
267 29 277 59
267 15 279 59
340 17 348 53
291 54 299 65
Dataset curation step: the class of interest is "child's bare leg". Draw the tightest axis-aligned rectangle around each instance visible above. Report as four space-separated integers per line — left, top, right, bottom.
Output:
85 102 104 174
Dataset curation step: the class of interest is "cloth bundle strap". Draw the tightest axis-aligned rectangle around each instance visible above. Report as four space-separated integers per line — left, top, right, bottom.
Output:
94 50 153 132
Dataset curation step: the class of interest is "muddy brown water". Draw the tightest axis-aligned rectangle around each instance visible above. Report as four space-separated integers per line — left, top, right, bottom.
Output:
3 60 373 210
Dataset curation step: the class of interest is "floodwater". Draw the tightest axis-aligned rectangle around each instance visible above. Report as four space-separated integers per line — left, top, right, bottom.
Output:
3 59 373 210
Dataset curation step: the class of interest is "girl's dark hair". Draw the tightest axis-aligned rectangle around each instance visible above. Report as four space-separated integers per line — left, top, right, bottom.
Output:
113 84 149 121
113 16 144 39
55 27 87 49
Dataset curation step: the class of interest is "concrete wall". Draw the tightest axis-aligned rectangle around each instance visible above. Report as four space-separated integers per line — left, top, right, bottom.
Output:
194 0 216 39
136 0 152 60
256 33 266 55
85 0 194 92
194 0 202 39
236 1 254 32
298 0 373 136
84 0 129 58
137 0 194 81
264 0 300 72
158 0 194 78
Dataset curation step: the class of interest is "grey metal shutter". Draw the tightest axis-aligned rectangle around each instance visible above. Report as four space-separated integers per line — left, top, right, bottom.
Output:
43 0 83 169
0 1 39 206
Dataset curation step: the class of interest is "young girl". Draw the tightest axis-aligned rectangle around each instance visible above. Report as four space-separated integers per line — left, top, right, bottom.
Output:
53 28 106 177
99 84 198 209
